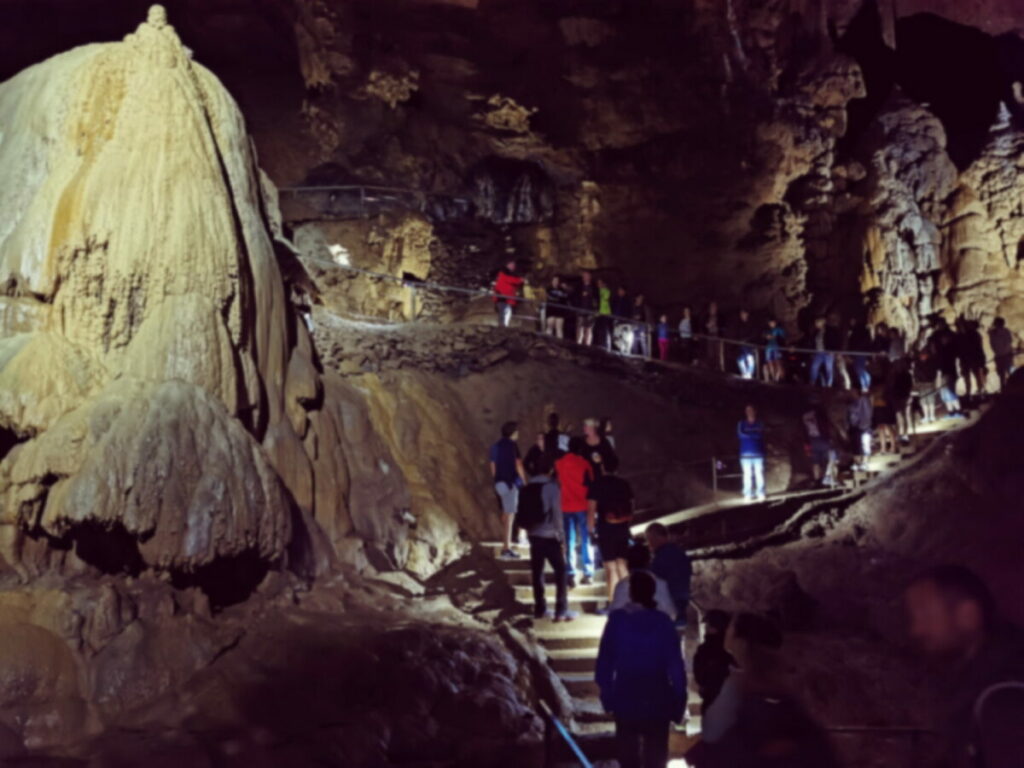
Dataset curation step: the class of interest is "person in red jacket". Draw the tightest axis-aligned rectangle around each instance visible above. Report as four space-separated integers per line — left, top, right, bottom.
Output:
493 259 525 327
556 437 596 588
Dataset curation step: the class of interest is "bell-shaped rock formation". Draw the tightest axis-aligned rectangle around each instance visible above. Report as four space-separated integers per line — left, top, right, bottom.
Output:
0 6 318 577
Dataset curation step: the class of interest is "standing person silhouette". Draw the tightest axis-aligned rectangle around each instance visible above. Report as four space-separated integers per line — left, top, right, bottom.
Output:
596 571 686 768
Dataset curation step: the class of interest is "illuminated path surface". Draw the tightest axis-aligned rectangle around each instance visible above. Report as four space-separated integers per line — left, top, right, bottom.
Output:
481 411 977 765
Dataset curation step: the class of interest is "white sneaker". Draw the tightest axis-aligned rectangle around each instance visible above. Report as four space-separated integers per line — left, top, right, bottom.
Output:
755 493 767 501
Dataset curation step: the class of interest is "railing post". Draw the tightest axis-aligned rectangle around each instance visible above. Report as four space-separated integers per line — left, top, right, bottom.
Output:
408 284 418 321
755 346 761 381
718 337 725 372
539 300 547 334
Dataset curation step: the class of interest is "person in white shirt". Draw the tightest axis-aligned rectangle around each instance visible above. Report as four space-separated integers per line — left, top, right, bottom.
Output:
608 543 677 620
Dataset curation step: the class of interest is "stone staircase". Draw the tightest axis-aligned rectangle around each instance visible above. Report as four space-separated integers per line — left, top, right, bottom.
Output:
478 412 976 765
483 543 698 764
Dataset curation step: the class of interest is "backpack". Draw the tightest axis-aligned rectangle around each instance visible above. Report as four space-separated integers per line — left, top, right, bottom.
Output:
516 483 546 529
601 477 634 525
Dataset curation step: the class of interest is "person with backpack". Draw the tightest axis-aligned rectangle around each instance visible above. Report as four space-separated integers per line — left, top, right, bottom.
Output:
587 454 634 604
490 421 527 559
556 437 595 589
522 432 547 476
596 571 687 768
692 613 836 768
905 566 1024 768
543 412 568 461
737 405 766 502
518 454 574 622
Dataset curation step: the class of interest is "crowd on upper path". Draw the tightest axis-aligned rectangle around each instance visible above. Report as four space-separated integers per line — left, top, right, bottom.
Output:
491 260 1020 396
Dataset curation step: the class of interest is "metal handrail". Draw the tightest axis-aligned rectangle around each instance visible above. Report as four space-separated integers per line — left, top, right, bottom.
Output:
280 184 470 201
539 699 594 768
301 257 899 359
826 725 930 734
303 258 1024 399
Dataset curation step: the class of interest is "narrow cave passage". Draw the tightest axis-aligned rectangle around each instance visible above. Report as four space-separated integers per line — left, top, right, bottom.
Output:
839 5 1024 168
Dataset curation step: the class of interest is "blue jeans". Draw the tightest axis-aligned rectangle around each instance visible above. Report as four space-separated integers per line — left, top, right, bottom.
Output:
737 348 755 379
851 355 871 391
810 352 834 387
741 457 765 498
563 511 593 578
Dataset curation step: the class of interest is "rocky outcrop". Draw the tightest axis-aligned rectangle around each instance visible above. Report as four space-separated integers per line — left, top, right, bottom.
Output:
694 381 1024 754
0 6 317 578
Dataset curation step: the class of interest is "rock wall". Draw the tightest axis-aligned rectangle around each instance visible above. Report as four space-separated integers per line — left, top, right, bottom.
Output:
1 1 1023 340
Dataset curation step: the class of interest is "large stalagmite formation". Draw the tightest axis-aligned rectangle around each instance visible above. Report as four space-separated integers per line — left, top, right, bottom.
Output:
0 6 308 573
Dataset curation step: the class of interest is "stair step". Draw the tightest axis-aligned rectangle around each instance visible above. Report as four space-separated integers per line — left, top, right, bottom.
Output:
535 615 606 650
562 672 600 699
515 584 607 600
516 594 608 614
505 570 605 588
574 696 613 724
548 647 599 674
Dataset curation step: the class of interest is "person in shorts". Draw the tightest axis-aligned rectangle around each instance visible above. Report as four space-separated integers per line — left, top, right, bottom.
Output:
489 421 527 559
764 317 786 383
587 455 634 606
545 275 570 339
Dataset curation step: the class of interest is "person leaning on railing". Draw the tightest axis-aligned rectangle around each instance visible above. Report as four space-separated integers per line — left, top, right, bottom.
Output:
492 259 524 328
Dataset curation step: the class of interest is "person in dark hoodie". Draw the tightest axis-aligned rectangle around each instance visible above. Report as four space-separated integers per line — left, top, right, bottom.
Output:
596 571 687 768
905 566 1024 768
694 610 735 713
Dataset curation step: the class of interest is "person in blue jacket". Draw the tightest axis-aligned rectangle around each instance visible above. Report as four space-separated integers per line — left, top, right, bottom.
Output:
737 404 766 501
595 571 687 768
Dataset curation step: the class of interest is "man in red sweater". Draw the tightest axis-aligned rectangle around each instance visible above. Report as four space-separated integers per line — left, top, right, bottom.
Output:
556 437 595 588
493 259 525 327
